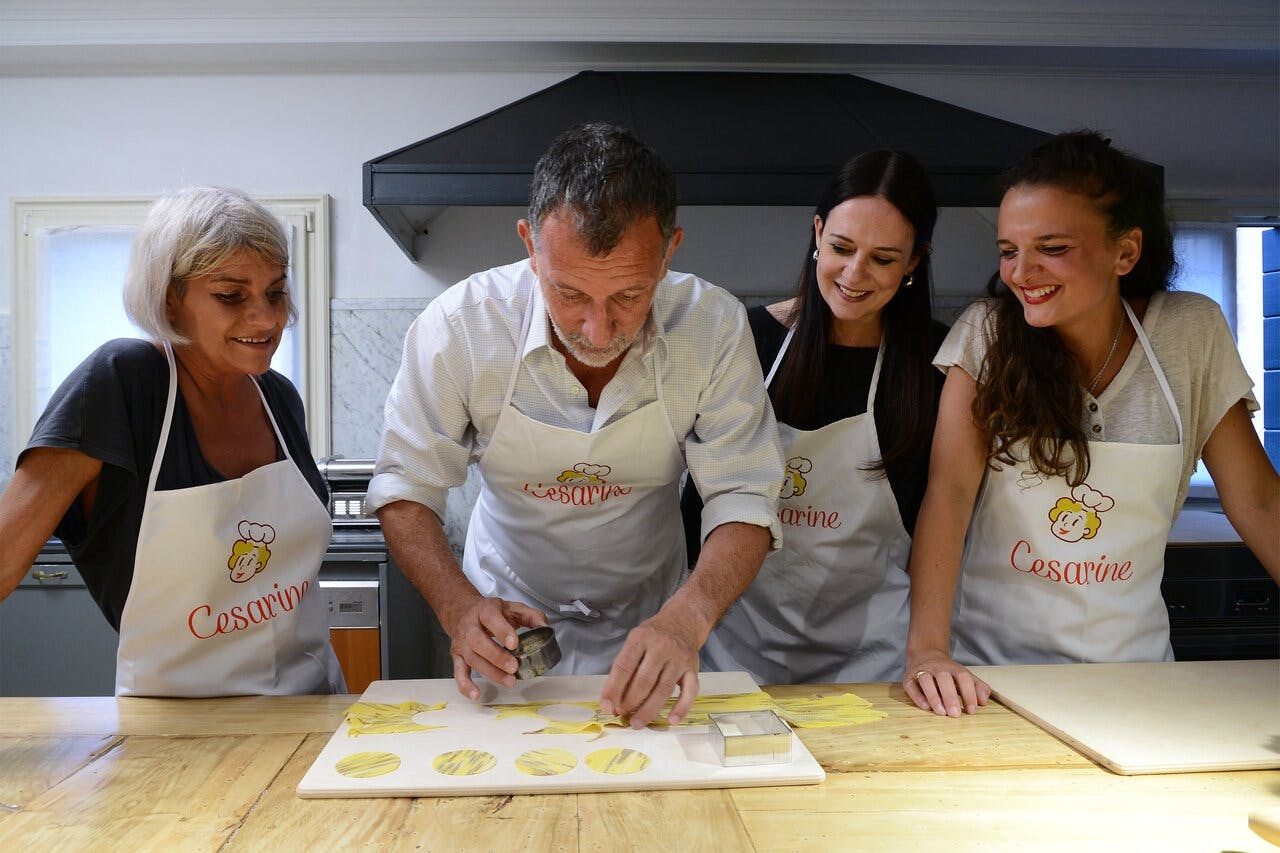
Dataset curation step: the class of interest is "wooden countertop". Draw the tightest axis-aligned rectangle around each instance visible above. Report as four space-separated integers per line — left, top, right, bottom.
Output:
1 684 1275 851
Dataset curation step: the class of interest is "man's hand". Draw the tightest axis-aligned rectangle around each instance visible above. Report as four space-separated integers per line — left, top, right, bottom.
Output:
449 597 548 701
598 609 701 729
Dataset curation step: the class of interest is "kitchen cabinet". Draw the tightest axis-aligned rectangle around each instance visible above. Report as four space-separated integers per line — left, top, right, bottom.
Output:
0 546 118 696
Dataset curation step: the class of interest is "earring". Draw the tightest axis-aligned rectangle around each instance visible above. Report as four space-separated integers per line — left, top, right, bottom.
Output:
812 249 819 261
902 274 914 288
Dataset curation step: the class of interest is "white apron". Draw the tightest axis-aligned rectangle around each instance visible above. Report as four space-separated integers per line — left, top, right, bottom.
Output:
115 344 344 697
952 301 1183 665
462 296 687 674
701 329 911 683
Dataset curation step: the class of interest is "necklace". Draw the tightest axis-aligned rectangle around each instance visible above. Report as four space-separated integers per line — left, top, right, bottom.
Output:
1086 313 1125 396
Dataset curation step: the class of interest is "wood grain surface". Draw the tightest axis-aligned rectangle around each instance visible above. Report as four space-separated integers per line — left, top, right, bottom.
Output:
2 680 1278 852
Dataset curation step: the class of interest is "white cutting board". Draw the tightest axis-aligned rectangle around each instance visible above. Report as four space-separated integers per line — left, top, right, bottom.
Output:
297 671 825 798
970 659 1280 775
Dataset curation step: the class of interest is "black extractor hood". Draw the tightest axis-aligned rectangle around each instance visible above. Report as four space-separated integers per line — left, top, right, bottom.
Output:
364 70 1058 261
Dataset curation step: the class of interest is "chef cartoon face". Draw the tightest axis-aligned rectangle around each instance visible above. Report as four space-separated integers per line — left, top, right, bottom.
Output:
557 462 611 485
781 456 812 500
228 520 275 583
1048 484 1115 543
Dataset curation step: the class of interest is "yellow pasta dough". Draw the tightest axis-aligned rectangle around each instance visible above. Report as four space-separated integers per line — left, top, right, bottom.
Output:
514 748 578 776
432 749 498 776
335 751 401 778
584 748 651 775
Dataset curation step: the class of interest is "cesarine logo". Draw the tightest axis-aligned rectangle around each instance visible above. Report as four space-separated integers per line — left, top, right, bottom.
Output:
1048 483 1116 543
522 462 634 506
780 456 811 499
228 520 275 583
778 456 841 529
188 518 312 639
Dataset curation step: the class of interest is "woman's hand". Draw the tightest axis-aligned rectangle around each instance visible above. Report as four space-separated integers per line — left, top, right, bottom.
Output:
903 651 991 717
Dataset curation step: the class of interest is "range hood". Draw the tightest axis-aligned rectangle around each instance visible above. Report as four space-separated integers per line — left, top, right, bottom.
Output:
365 70 1063 261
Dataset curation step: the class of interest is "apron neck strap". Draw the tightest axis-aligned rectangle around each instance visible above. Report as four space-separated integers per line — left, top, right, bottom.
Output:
1122 299 1183 446
766 324 885 413
147 342 291 495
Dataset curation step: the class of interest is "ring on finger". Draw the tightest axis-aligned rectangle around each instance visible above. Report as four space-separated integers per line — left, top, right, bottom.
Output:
913 670 928 680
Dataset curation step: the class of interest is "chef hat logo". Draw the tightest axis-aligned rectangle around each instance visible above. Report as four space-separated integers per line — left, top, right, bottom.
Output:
780 456 812 499
237 520 277 544
557 462 611 485
1017 468 1045 492
1047 483 1115 543
228 520 276 583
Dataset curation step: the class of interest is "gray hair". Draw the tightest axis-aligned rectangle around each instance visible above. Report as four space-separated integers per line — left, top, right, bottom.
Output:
123 186 292 345
527 122 678 255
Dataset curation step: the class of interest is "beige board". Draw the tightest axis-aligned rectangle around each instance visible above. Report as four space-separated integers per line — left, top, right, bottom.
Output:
970 659 1280 775
296 671 825 798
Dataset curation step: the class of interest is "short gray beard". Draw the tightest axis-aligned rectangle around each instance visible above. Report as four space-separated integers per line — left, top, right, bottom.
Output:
549 316 635 368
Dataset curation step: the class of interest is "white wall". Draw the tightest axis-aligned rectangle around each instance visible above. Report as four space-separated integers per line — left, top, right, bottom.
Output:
0 69 1008 310
0 72 564 306
2 66 1273 315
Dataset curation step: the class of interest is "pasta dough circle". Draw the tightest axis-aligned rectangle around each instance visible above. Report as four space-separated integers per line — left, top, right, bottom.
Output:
335 751 401 778
515 748 578 776
432 749 498 776
584 747 651 775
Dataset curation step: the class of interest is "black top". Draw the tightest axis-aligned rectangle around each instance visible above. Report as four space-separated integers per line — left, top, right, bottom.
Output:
681 305 949 563
22 338 327 631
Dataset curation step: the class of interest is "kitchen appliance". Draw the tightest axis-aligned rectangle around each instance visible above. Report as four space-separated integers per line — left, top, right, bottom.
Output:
0 544 119 696
363 70 1086 262
1163 510 1278 661
316 458 453 688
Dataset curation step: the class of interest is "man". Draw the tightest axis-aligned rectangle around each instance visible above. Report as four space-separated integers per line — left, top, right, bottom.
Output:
368 122 783 727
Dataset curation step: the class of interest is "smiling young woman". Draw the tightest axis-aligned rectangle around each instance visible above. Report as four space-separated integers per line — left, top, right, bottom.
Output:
683 149 949 686
903 131 1279 718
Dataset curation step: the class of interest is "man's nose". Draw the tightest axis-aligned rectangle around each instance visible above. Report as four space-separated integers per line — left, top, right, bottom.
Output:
581 303 614 347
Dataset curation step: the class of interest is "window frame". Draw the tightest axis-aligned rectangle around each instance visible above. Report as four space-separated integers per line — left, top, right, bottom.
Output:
1168 201 1278 502
10 194 331 458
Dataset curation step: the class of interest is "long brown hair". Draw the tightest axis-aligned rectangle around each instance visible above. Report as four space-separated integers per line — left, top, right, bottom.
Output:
974 131 1175 485
772 150 938 474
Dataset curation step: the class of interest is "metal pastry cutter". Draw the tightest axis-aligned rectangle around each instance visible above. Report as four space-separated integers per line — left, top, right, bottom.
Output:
514 626 561 680
709 709 792 766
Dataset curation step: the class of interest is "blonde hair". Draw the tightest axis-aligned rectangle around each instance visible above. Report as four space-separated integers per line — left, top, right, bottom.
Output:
123 187 292 344
1048 497 1102 539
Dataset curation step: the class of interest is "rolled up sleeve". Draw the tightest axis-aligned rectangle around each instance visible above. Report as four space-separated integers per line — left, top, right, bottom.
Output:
682 299 785 550
367 307 475 521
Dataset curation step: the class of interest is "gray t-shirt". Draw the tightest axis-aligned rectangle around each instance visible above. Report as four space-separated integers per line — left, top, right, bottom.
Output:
22 338 328 631
934 290 1258 515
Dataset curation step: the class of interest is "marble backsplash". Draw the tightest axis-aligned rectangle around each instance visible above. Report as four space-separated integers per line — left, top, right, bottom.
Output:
330 298 428 459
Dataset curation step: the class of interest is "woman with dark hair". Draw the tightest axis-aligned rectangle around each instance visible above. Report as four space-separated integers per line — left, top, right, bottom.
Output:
904 131 1278 716
682 150 948 684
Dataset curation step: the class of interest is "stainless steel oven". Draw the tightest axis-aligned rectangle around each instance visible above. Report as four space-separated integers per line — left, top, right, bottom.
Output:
317 458 453 685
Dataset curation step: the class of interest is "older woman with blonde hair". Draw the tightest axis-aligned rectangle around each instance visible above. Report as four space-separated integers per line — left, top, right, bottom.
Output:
0 186 344 697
